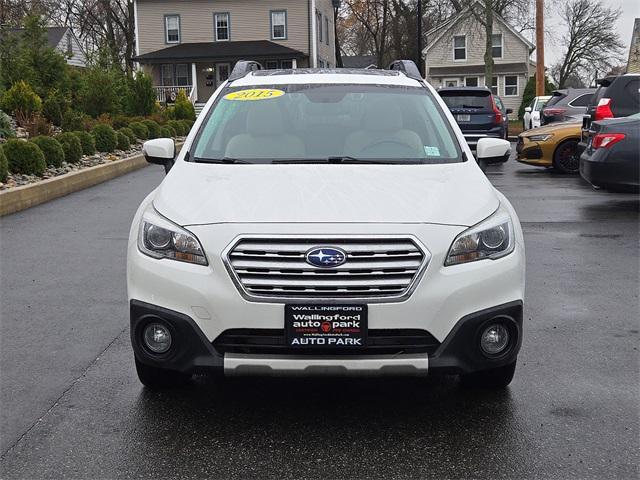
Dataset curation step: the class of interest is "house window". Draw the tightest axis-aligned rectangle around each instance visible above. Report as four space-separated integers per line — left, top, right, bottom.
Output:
489 76 498 95
161 64 174 86
317 12 323 43
271 10 287 39
265 60 279 70
165 15 180 43
324 17 329 45
505 75 518 96
453 35 466 60
492 33 503 58
465 77 478 87
444 79 459 87
281 60 294 69
215 13 230 41
175 64 190 86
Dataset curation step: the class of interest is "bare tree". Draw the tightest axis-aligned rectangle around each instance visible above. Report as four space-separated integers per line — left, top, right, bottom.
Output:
552 0 624 88
341 0 391 67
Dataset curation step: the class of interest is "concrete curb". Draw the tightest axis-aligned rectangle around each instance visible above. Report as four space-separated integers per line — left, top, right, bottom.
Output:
2 152 148 217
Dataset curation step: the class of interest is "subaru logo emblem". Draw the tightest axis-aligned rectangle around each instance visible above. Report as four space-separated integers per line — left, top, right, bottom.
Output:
305 247 347 268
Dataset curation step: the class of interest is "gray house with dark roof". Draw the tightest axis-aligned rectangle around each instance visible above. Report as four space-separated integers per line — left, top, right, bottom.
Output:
133 0 338 106
8 26 87 68
422 2 536 118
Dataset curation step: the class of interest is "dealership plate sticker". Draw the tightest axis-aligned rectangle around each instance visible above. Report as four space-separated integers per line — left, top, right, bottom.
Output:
285 305 367 348
224 89 285 101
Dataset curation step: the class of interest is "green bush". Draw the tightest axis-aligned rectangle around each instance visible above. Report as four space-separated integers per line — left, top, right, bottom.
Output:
0 110 15 139
79 68 123 117
116 131 130 151
111 115 130 130
1 81 42 119
125 72 156 116
173 89 196 120
167 120 185 136
92 124 117 152
42 91 68 126
0 145 8 182
141 119 160 139
2 139 46 176
159 126 175 138
119 127 136 144
31 136 65 167
179 119 193 135
73 130 96 156
56 132 82 163
129 121 148 140
61 109 85 132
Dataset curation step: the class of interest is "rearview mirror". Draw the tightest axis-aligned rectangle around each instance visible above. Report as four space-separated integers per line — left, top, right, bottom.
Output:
143 138 175 174
477 138 511 163
524 107 532 113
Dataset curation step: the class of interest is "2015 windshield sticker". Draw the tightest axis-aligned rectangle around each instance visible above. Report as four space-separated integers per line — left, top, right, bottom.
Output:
424 146 441 156
224 89 285 101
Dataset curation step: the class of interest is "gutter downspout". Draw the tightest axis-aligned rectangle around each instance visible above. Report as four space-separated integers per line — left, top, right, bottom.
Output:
310 0 318 67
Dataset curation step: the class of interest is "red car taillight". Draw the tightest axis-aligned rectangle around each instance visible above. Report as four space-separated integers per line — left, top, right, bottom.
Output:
592 133 625 149
491 97 503 124
543 107 566 117
594 98 613 121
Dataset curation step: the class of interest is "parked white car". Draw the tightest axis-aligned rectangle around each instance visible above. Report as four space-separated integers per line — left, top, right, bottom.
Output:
128 61 525 390
523 95 551 130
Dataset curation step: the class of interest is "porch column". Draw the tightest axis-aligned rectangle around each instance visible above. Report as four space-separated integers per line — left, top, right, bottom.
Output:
292 59 297 69
191 63 198 103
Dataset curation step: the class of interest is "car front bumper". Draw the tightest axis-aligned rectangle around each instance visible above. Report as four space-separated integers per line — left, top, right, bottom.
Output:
516 137 551 166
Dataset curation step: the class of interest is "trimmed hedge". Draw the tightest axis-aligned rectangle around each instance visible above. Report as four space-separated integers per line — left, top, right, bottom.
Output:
167 120 185 136
159 126 175 138
0 145 7 182
129 121 148 140
92 124 118 152
61 110 85 132
56 132 83 163
179 119 193 135
73 131 96 156
141 119 160 139
116 131 131 151
2 139 46 176
119 127 136 145
31 136 65 167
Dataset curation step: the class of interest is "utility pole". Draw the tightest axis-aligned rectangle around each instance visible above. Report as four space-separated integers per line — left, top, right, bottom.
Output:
417 0 423 76
535 0 545 95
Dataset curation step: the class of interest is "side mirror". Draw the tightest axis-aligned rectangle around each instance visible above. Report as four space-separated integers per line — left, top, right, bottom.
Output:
524 107 532 113
143 138 175 174
506 108 513 114
477 138 511 163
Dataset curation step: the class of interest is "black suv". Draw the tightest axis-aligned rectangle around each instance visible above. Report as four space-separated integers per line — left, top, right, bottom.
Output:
540 88 595 125
579 74 640 156
437 87 511 154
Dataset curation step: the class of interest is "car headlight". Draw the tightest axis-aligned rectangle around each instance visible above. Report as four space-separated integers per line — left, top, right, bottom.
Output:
528 134 553 142
445 204 515 266
138 204 208 266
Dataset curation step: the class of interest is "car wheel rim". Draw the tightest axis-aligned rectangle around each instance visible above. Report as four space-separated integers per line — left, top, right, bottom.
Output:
558 144 579 172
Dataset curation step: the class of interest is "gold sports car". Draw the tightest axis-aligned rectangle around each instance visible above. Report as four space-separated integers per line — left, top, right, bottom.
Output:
516 122 582 173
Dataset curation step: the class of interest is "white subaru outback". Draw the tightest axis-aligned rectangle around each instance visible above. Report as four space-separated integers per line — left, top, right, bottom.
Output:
128 60 525 389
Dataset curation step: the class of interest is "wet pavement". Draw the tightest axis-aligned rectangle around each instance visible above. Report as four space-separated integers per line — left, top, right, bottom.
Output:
1 157 638 479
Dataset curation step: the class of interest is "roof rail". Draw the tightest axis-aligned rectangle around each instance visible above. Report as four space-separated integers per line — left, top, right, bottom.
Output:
388 60 422 81
228 60 263 82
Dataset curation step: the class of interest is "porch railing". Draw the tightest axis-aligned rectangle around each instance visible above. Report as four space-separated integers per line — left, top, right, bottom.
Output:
153 86 193 104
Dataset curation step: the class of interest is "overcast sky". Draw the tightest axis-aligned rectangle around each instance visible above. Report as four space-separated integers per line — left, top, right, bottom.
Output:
539 0 640 67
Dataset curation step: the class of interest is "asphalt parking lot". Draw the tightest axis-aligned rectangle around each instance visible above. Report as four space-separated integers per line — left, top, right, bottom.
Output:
1 154 638 479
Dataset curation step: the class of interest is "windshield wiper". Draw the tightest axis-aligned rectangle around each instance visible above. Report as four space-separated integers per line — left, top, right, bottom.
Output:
272 157 422 165
193 157 252 164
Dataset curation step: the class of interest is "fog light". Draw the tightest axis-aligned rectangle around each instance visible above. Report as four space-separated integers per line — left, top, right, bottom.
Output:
480 324 510 355
143 323 172 353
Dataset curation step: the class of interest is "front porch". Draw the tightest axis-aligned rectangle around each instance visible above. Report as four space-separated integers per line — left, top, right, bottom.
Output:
134 40 308 105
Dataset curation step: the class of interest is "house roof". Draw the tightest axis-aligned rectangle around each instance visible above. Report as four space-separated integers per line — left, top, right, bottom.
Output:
428 62 530 76
134 40 307 63
341 55 377 69
7 26 69 48
424 2 535 54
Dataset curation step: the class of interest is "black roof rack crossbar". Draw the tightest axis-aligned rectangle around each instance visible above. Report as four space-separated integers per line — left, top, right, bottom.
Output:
388 60 422 81
228 60 263 82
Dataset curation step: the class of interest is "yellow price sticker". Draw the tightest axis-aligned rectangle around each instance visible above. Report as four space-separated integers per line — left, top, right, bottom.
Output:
224 89 285 101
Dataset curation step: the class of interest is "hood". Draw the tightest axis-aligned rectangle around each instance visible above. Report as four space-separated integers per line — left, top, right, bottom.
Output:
522 122 581 137
153 162 499 227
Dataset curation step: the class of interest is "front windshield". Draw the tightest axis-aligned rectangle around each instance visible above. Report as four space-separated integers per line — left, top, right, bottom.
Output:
190 83 461 164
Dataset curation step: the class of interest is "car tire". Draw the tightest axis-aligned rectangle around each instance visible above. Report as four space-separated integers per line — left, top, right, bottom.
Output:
135 358 191 389
460 361 517 389
552 139 580 174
